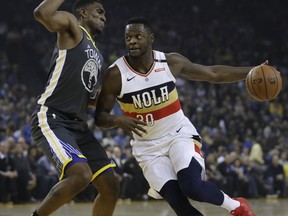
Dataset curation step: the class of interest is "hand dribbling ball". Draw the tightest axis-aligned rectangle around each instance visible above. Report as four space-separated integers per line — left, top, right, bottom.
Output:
245 65 282 102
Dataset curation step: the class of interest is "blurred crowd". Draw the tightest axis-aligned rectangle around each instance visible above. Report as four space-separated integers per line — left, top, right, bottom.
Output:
1 0 288 204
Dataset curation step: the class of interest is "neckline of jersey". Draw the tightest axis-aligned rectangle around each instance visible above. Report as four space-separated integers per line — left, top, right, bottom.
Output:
79 25 98 50
123 51 156 77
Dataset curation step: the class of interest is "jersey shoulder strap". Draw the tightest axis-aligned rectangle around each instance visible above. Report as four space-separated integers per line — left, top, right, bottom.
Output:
154 50 167 63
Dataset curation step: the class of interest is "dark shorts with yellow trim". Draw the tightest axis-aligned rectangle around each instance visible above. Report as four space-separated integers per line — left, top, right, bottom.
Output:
31 106 115 180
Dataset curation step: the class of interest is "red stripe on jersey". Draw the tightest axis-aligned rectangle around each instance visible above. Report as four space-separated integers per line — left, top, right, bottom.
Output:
123 99 181 121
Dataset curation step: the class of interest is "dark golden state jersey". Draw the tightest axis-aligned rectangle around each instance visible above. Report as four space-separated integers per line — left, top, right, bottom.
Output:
36 26 104 121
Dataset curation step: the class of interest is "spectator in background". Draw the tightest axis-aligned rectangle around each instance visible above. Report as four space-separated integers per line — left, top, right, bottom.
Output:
12 142 36 203
205 152 223 189
27 145 40 176
113 128 130 149
122 145 149 200
27 145 42 200
0 140 18 203
102 131 117 147
17 136 29 156
248 142 268 197
21 115 33 145
211 126 230 151
217 152 237 197
280 151 288 195
249 142 265 166
111 146 131 200
233 158 258 198
265 153 286 197
268 102 283 120
0 126 5 142
36 155 59 200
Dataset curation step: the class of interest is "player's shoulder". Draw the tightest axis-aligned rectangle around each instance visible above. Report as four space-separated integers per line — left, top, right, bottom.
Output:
106 62 121 78
103 61 122 92
165 52 184 59
108 56 123 70
108 55 127 72
165 52 187 65
107 63 120 72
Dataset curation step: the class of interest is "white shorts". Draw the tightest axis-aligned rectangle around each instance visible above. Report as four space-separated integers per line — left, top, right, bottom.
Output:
131 121 205 198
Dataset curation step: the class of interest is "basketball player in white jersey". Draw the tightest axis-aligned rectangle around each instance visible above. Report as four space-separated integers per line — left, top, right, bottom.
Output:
95 17 261 216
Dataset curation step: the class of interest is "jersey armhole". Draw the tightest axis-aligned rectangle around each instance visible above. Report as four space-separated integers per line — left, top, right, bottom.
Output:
157 51 176 83
114 63 124 98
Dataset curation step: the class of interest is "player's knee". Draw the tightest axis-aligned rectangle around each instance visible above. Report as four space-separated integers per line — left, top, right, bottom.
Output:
179 179 204 201
66 164 93 190
159 181 182 209
104 177 120 200
71 172 92 190
94 172 120 200
80 171 93 185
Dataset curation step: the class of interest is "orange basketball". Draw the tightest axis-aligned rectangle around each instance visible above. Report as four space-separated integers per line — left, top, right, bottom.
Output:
245 65 282 102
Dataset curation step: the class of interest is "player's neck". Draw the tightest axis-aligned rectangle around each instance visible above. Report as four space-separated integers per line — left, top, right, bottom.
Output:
127 51 154 74
79 23 97 40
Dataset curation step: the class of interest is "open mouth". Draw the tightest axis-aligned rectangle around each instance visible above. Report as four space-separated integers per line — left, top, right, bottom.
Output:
99 23 104 29
98 21 105 30
129 47 140 52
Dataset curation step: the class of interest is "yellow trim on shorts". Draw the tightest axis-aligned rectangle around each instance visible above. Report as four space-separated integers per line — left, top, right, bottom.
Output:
193 139 202 149
59 158 73 180
38 106 69 169
91 163 116 182
59 155 87 181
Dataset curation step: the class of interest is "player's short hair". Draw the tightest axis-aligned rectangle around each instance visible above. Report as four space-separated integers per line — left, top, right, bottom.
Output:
73 0 101 17
127 17 153 33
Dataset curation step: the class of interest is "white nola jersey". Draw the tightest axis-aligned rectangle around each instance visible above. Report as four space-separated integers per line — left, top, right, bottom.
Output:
114 50 198 140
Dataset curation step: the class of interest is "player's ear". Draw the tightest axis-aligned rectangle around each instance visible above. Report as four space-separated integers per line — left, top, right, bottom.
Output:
150 33 154 43
79 8 88 20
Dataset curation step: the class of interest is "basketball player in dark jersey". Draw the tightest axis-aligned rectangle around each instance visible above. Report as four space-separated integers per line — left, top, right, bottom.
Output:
94 17 267 216
30 0 119 215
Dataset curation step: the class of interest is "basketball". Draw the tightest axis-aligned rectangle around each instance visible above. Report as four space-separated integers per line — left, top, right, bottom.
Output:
245 65 282 102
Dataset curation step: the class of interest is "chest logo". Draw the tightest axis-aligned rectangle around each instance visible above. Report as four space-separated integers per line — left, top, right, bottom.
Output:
155 67 165 72
127 76 136 81
81 59 98 93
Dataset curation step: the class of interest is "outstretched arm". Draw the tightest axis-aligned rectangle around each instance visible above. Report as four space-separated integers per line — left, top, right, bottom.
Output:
34 0 82 49
166 52 267 83
94 65 147 138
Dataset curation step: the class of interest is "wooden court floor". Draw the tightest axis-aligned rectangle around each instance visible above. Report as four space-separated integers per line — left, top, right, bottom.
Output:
0 198 287 216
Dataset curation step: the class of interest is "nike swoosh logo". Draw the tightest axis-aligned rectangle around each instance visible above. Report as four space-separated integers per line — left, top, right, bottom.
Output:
127 76 136 81
176 126 183 133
